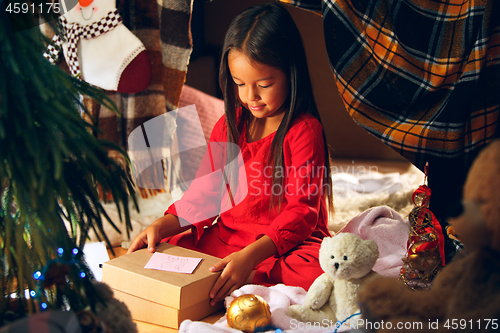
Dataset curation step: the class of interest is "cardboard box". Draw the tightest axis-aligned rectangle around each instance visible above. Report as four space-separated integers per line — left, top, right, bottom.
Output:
102 243 223 328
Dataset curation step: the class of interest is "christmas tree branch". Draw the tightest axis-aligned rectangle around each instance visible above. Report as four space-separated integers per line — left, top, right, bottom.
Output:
1 0 139 322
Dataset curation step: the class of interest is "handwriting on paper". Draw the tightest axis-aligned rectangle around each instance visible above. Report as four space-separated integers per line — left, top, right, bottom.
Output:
144 252 202 274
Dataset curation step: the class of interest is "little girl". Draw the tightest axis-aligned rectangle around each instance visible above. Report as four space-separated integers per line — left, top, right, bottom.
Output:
127 3 334 306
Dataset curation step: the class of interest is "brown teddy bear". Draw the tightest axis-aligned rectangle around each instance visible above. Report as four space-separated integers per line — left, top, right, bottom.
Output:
356 139 500 332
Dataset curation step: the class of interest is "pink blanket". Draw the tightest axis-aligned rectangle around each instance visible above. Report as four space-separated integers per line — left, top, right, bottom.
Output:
180 284 340 333
339 205 409 278
180 206 409 333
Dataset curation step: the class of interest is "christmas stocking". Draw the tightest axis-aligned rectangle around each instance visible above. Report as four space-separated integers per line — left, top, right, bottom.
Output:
44 0 152 93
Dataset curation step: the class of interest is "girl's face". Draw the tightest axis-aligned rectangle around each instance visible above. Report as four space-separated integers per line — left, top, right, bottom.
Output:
228 50 289 120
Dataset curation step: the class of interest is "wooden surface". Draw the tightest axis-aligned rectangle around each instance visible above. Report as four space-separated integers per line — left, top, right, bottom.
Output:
107 247 225 333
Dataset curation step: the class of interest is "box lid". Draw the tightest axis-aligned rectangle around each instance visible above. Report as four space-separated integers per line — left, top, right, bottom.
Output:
102 243 221 309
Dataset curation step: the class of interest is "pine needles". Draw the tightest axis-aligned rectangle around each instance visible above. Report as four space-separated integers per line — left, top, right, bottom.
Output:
0 0 138 322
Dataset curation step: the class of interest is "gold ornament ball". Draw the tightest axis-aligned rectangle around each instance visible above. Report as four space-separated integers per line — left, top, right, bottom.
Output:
227 294 271 333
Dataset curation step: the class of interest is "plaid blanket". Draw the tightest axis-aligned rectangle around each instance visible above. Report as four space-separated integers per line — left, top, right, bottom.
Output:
282 0 500 222
282 0 500 171
322 0 500 171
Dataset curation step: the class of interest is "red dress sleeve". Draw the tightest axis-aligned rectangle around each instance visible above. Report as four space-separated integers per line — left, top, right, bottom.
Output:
262 115 330 255
165 116 228 240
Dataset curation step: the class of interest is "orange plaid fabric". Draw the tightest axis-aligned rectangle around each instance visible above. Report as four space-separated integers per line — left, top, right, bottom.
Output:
281 0 500 226
321 0 500 171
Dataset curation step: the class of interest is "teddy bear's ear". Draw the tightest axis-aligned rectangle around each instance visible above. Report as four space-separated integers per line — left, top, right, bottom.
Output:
322 237 335 245
319 237 336 258
364 239 379 258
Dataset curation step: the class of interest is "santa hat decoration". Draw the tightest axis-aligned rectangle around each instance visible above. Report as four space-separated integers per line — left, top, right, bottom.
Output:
44 0 151 93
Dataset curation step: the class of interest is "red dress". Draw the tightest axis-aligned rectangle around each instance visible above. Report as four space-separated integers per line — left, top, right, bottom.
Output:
165 113 330 290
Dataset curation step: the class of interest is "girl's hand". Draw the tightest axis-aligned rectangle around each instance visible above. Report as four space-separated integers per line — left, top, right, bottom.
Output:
126 221 163 254
208 235 277 306
208 250 255 306
126 214 189 254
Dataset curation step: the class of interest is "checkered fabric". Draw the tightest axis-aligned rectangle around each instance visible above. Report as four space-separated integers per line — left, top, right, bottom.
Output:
43 9 122 78
321 0 500 172
43 34 62 65
282 0 500 172
280 0 500 223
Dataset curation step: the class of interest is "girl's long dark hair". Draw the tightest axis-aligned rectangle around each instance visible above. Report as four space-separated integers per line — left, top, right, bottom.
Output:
219 3 334 215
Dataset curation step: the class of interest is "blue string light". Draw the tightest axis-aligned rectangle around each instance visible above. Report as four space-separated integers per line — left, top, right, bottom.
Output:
334 312 362 333
30 245 90 312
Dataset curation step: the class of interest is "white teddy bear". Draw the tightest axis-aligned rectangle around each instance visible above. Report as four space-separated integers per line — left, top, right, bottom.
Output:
287 233 379 326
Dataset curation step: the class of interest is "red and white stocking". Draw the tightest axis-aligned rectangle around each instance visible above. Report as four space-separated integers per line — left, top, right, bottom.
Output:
44 0 151 93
